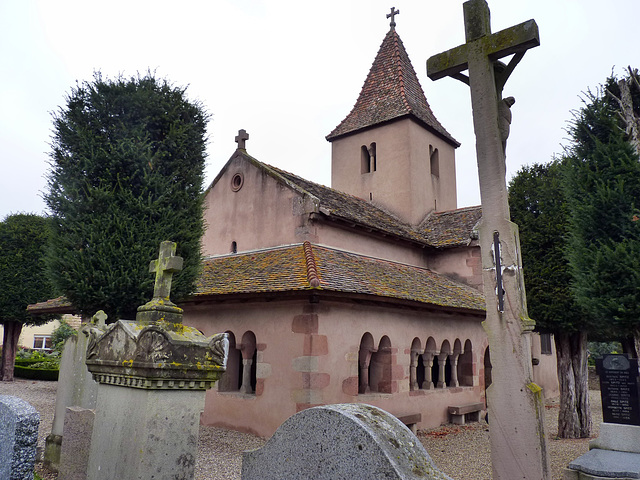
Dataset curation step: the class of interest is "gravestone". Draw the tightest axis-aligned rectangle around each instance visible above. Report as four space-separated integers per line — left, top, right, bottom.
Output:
44 311 103 472
427 2 549 478
83 241 228 480
242 403 451 480
58 406 95 480
0 395 40 480
596 354 640 426
564 355 640 479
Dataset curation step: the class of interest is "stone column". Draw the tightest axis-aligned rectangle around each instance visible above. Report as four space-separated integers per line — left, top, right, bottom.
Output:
437 353 449 388
240 358 254 394
410 351 419 391
421 353 434 390
359 349 372 394
450 353 460 387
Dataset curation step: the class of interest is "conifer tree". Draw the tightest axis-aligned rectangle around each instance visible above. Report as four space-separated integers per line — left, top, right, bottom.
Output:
509 161 593 438
0 213 56 381
45 73 209 320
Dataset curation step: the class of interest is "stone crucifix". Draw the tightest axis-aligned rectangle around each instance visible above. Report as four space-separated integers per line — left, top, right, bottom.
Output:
136 240 185 324
427 2 550 479
235 129 249 150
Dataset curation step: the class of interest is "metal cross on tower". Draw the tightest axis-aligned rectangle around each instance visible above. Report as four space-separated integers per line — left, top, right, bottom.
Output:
386 7 399 29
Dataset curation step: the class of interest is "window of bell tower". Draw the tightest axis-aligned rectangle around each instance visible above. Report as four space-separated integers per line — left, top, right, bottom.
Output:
430 145 439 178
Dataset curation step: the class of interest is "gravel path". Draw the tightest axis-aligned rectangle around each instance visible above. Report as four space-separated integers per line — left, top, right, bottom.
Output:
0 379 601 479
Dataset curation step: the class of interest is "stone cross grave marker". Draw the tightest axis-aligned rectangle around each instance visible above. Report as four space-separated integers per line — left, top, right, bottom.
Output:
136 240 184 324
427 1 550 479
235 129 249 150
0 395 40 480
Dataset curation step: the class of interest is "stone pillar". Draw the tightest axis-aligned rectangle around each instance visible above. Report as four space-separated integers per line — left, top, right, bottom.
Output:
421 353 434 390
410 351 419 391
240 358 254 394
450 353 460 387
359 350 372 394
437 353 448 388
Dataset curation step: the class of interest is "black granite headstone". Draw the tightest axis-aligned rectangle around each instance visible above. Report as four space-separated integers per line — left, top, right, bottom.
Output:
595 354 640 426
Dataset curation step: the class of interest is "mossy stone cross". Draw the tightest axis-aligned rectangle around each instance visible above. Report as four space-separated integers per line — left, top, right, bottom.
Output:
149 241 183 302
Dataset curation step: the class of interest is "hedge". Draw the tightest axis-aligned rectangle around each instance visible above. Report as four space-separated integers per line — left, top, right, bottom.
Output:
13 364 59 381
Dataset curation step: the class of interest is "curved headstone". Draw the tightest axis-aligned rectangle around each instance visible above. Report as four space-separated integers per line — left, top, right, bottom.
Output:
241 403 451 480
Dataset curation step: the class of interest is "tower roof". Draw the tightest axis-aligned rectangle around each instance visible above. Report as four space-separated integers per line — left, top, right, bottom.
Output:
326 27 459 146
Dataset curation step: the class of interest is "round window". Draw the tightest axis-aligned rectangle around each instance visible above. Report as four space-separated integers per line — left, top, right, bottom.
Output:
231 173 244 192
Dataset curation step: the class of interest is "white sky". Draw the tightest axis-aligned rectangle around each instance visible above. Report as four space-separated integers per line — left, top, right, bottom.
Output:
1 0 638 220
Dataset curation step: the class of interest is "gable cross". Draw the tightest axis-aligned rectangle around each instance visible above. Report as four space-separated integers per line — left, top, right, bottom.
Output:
386 7 399 29
235 129 249 150
149 241 183 301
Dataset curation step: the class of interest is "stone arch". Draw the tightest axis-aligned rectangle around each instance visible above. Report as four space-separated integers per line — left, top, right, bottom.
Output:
438 340 452 388
239 331 257 394
458 339 474 387
421 337 438 390
358 333 375 394
448 339 463 387
218 331 241 392
370 336 392 394
410 337 422 391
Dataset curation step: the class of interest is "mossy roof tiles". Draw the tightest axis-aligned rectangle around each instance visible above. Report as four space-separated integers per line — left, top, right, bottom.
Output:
326 28 458 146
27 296 74 314
420 206 483 247
195 243 485 312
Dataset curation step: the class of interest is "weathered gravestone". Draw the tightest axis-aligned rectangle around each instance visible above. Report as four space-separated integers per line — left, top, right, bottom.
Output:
242 403 451 480
0 395 40 480
44 312 102 472
427 2 549 478
83 241 229 480
564 355 640 479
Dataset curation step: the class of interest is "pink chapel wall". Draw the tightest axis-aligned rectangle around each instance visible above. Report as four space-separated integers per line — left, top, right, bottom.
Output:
426 246 484 291
183 299 488 437
201 155 307 257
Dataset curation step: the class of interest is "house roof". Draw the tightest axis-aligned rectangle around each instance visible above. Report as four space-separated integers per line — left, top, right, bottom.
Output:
326 27 459 146
193 242 485 313
27 296 74 315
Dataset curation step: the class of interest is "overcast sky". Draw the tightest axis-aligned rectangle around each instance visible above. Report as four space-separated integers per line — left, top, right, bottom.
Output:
1 0 638 220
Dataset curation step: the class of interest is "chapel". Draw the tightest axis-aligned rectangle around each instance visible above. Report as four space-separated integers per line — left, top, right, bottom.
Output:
180 15 558 436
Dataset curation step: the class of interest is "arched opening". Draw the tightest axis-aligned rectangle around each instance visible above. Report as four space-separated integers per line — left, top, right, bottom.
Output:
410 337 422 391
218 331 241 392
422 337 438 389
430 145 439 178
358 333 375 394
484 347 492 395
369 142 377 172
361 145 371 173
438 340 451 388
458 340 474 387
370 336 392 393
240 331 257 394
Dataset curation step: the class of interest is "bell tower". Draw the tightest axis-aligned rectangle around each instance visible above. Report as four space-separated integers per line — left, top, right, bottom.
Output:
326 9 460 225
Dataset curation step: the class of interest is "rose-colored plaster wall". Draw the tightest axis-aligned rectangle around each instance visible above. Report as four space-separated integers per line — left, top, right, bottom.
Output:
202 154 315 256
426 246 483 291
183 298 488 437
531 334 560 399
331 118 457 225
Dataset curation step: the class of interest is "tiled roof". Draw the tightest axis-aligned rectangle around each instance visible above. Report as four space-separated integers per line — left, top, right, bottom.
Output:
420 206 482 247
267 162 425 243
326 28 459 146
27 296 75 315
194 243 485 312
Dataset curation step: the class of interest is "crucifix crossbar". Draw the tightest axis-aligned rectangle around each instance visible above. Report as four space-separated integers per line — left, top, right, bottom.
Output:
149 241 183 301
427 0 539 91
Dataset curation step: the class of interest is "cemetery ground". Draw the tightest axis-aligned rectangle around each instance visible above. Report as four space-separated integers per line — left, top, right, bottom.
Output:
0 379 602 480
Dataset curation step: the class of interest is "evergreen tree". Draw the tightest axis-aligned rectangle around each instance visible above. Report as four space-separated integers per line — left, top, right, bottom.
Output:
0 214 57 381
45 73 209 320
509 161 593 438
563 80 640 354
